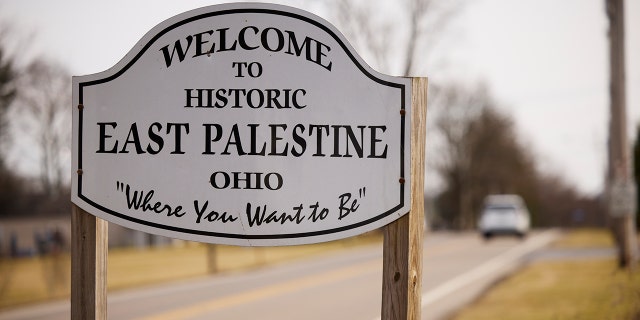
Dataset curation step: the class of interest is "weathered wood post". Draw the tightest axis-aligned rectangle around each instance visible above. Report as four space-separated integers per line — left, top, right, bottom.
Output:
206 244 218 274
605 0 637 270
71 204 108 320
382 77 427 320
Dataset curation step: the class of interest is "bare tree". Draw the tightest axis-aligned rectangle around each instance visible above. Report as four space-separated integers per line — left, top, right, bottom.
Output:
332 0 393 72
16 59 71 197
0 26 18 159
328 0 461 76
431 84 486 228
432 84 540 229
0 22 31 216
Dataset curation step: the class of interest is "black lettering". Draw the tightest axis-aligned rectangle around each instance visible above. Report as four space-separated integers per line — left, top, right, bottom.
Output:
308 202 329 222
246 89 265 108
194 200 238 224
210 171 230 189
309 125 329 156
167 123 189 154
316 41 333 71
246 203 265 227
291 124 306 157
222 124 246 155
97 122 118 153
338 193 359 220
292 89 306 109
285 31 312 58
247 62 262 77
368 126 388 158
228 89 246 108
123 184 185 217
268 124 288 156
161 28 332 70
245 203 303 227
194 200 208 223
344 125 365 158
330 125 342 157
193 30 214 57
216 27 238 52
203 123 223 154
265 89 282 108
160 36 193 68
261 27 285 52
232 62 248 77
214 89 228 108
233 172 254 189
264 172 283 190
120 123 145 154
146 122 164 154
238 26 260 50
184 89 202 108
247 124 266 156
284 31 332 71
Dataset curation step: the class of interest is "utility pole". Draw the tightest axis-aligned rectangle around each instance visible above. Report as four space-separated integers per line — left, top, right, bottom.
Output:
605 0 637 269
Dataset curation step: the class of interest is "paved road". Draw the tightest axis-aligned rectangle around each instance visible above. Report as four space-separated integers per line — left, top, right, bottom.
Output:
0 230 559 320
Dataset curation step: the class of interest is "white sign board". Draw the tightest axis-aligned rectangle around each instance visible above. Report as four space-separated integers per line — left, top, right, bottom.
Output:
72 3 411 246
607 178 637 217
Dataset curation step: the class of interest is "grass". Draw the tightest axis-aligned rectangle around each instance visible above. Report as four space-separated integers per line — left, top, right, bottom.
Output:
551 227 615 248
454 259 640 320
0 255 71 308
0 232 381 309
454 228 640 320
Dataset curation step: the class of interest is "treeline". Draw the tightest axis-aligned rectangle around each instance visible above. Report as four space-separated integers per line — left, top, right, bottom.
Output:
428 84 604 230
0 28 71 218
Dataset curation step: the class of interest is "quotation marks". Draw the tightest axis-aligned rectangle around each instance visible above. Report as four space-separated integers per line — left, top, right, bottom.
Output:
116 181 124 192
359 187 366 198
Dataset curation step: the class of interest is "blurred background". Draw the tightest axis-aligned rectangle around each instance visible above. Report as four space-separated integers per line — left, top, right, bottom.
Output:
0 0 639 319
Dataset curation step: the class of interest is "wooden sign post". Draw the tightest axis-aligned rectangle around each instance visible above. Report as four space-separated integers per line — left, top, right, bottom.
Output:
71 4 426 319
382 78 427 320
71 205 108 319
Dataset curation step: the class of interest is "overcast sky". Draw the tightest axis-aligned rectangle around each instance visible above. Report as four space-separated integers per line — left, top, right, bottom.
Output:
2 0 639 196
444 0 640 196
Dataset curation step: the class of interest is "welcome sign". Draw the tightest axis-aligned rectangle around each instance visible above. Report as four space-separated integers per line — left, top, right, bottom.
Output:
71 3 411 246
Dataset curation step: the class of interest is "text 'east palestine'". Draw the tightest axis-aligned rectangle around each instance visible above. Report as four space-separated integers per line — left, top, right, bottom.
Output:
95 122 389 159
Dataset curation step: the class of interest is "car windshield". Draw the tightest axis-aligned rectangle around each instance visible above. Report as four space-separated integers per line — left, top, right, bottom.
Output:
484 205 516 215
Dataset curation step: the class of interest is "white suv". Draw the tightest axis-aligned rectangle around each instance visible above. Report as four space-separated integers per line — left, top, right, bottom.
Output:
478 194 530 239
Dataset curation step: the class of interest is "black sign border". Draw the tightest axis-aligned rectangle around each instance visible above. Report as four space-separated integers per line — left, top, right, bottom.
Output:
75 6 407 240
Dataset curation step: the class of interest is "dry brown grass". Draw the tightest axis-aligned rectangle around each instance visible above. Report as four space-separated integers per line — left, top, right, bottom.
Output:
454 228 640 320
552 228 615 248
454 258 640 320
0 232 381 309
